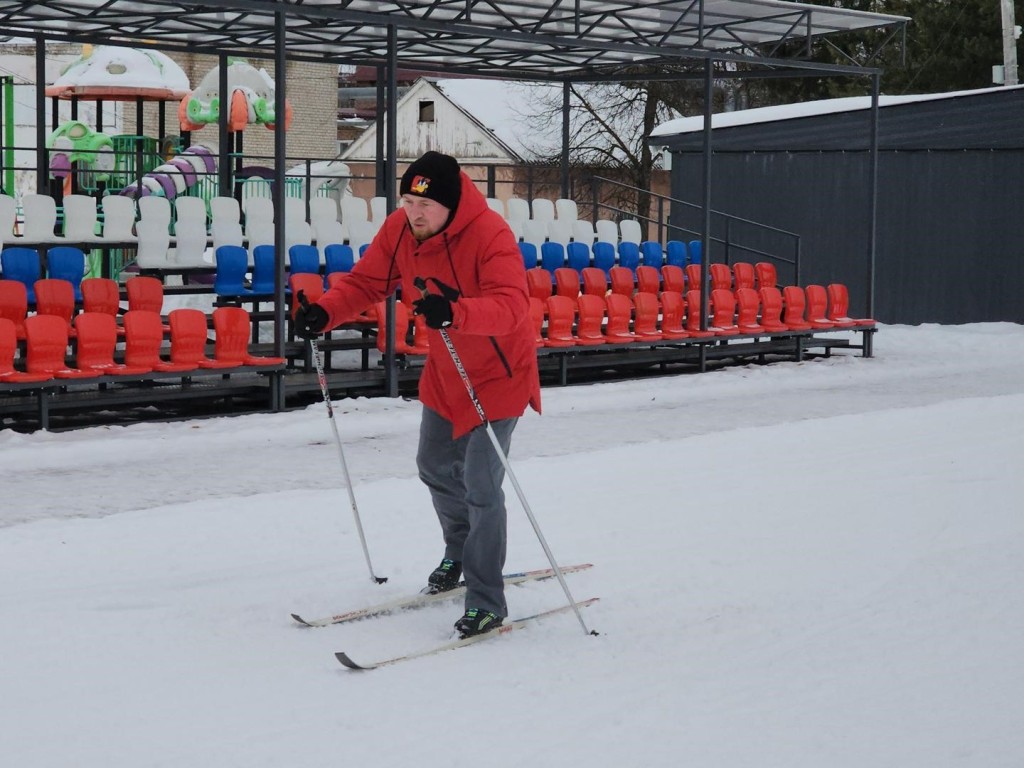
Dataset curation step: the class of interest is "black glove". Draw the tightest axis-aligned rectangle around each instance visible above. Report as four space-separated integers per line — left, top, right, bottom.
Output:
294 303 329 339
412 294 453 329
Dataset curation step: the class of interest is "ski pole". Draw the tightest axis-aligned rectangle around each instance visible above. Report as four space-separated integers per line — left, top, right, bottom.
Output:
413 277 596 636
298 290 387 585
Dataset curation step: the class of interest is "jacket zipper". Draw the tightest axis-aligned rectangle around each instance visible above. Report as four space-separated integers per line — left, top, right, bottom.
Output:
489 337 513 378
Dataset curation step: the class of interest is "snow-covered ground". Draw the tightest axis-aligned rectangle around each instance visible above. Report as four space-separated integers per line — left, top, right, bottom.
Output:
2 323 1022 768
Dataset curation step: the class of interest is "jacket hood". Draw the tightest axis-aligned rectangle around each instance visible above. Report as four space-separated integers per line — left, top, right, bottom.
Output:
439 172 489 240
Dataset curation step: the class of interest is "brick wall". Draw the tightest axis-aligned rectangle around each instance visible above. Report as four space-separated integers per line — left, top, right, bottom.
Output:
124 54 338 165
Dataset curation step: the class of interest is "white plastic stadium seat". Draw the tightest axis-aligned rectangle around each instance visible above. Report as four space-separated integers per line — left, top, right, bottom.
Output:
209 196 241 226
21 194 59 242
62 194 100 240
134 217 172 268
595 218 619 245
138 195 172 231
530 198 555 223
100 195 137 242
572 218 596 244
505 197 530 225
555 198 579 222
486 198 505 217
619 218 642 245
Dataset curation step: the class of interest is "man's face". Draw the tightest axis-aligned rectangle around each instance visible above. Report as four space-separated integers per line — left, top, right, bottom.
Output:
401 194 451 240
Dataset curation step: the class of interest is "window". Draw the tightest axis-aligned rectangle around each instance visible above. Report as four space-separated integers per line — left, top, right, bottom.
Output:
418 100 435 123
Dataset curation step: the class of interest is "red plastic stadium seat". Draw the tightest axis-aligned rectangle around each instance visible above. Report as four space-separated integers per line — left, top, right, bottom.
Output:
80 277 124 336
34 278 78 337
660 265 684 295
755 262 777 290
709 263 732 292
168 308 222 368
684 264 703 292
289 273 325 321
0 317 52 382
608 265 634 298
0 279 29 340
631 292 662 340
124 310 195 372
604 293 636 342
709 288 740 335
735 288 765 334
581 267 607 297
24 314 95 379
781 286 813 331
526 267 553 302
212 306 287 365
683 289 715 338
528 297 545 347
81 277 120 316
575 294 606 346
373 300 427 355
732 262 756 291
658 291 688 340
635 265 660 296
544 295 576 347
758 287 790 332
75 313 151 375
827 283 875 327
126 276 165 314
126 276 170 332
553 267 581 299
804 284 836 329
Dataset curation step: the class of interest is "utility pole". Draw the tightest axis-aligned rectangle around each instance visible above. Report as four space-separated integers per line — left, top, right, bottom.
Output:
999 0 1020 85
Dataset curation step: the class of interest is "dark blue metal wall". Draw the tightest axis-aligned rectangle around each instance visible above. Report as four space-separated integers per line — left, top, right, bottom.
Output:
662 89 1024 325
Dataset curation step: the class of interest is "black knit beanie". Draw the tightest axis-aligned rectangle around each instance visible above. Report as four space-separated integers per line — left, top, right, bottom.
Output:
399 151 462 211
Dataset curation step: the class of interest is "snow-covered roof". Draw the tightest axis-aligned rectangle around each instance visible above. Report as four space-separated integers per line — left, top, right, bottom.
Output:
434 79 560 161
650 84 1024 140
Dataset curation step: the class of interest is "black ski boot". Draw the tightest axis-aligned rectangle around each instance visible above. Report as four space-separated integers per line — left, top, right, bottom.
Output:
454 608 503 638
424 558 462 594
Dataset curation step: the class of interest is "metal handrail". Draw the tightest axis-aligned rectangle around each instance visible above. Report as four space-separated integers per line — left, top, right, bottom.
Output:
588 174 802 282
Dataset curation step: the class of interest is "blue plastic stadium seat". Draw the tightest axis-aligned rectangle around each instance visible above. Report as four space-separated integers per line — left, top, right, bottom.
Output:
288 243 321 276
665 240 688 268
1 247 42 303
540 241 565 276
324 243 354 277
639 241 664 269
617 241 640 273
46 246 87 302
591 241 615 277
518 241 538 269
250 244 276 294
688 239 703 265
566 241 590 273
213 245 253 297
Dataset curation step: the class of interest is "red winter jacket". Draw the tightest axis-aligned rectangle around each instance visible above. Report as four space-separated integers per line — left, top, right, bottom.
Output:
316 173 541 437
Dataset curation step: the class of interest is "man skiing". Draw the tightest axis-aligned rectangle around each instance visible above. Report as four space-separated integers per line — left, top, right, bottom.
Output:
295 151 541 637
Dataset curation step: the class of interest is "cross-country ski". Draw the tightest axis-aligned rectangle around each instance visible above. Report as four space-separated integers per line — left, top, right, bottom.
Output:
335 598 600 670
291 563 593 627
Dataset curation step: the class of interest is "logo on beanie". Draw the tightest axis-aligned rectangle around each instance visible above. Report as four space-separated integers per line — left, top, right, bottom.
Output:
410 175 431 195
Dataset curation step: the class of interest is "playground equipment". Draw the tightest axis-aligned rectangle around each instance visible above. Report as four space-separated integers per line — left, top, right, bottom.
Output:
47 120 115 181
45 45 197 197
46 45 190 102
179 59 293 133
119 144 217 199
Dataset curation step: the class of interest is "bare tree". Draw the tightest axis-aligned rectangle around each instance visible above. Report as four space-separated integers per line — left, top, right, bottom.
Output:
512 73 721 236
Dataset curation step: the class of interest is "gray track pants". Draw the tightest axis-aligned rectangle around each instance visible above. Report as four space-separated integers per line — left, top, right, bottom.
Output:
416 406 518 617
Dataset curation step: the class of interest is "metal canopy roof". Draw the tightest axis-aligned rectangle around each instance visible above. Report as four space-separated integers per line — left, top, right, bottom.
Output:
0 0 908 79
